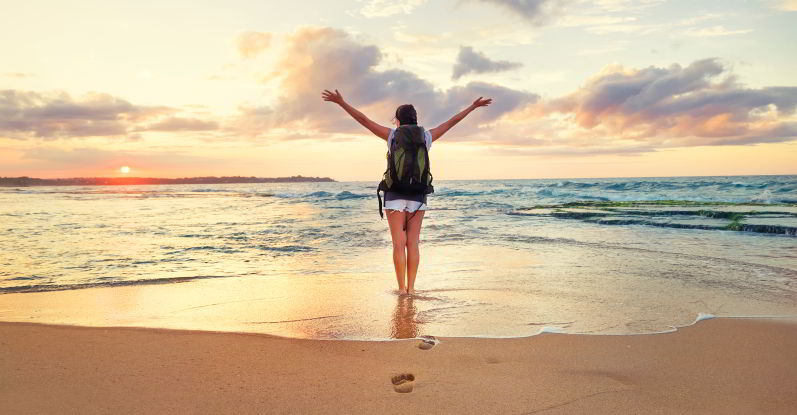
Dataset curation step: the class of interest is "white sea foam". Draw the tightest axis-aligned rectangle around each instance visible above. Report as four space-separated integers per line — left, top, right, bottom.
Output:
539 326 566 334
695 313 716 322
365 314 797 342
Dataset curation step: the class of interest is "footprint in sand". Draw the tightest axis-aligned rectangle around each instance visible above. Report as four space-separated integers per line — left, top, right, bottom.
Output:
417 335 437 350
391 373 415 393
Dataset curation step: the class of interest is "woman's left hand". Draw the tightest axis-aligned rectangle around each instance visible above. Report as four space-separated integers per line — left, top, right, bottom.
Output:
322 89 344 105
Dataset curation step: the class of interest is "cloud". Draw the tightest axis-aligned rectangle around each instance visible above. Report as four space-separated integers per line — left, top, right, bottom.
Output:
582 23 660 35
576 42 628 55
228 27 797 154
467 0 570 26
3 72 34 78
20 146 216 170
355 0 428 17
547 1 668 34
585 0 665 12
677 13 723 26
135 117 219 132
544 58 797 147
486 143 658 157
451 46 523 80
556 14 636 27
772 0 797 11
467 0 664 28
462 0 671 36
0 89 218 140
226 26 539 140
684 25 752 37
236 31 272 59
0 90 165 140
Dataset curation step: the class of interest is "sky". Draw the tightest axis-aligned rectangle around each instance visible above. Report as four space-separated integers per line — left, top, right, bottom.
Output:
1 0 796 180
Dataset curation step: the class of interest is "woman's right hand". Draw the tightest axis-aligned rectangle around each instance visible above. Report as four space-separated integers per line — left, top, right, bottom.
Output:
471 96 492 108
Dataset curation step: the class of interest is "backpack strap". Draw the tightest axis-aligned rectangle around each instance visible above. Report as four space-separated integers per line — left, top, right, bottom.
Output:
422 138 432 193
378 189 383 219
405 126 423 185
377 180 388 219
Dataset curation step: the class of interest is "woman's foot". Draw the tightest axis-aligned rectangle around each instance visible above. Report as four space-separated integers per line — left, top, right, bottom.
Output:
407 288 415 295
398 287 408 295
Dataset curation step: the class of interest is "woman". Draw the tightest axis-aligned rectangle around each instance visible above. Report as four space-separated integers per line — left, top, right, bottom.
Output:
321 89 492 295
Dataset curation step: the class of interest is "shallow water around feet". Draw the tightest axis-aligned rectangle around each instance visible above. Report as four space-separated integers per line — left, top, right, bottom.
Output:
1 176 796 339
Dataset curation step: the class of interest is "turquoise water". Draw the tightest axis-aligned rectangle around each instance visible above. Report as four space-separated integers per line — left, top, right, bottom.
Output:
1 176 795 338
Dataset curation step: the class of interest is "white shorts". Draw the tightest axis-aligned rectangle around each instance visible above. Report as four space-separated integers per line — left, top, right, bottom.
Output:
383 199 427 213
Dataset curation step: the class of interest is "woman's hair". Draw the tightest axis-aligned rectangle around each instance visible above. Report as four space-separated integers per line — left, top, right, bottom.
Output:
395 104 417 125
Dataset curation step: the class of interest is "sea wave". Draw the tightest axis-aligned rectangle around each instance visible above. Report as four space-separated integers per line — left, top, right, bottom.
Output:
0 274 240 294
2 175 795 299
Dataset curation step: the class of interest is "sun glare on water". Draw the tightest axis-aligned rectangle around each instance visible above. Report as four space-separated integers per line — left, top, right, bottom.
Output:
120 166 131 174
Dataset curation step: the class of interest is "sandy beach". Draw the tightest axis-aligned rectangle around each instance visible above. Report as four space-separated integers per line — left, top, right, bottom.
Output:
2 317 795 414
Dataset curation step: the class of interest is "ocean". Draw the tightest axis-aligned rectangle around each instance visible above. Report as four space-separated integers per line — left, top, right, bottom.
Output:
1 175 795 339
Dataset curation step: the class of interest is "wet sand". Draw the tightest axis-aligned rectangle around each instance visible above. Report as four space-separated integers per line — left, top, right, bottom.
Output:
1 318 796 414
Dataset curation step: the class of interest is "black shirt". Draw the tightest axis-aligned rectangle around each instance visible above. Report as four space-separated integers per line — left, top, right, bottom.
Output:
384 191 427 204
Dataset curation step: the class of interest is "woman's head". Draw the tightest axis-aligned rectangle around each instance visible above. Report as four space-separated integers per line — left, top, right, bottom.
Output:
394 104 417 126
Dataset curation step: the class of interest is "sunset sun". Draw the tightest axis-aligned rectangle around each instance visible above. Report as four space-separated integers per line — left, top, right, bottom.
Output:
120 166 130 174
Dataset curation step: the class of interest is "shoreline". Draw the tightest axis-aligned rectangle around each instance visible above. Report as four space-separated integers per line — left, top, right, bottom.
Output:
2 259 795 341
2 313 796 342
2 317 796 414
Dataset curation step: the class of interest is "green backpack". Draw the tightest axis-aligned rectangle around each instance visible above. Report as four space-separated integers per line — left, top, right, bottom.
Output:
377 125 434 218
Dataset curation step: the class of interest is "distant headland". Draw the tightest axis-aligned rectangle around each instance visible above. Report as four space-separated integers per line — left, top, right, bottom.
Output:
0 175 336 187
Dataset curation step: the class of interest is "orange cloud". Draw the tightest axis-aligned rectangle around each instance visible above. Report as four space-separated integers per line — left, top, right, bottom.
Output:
225 32 796 156
224 26 538 140
0 89 220 140
542 59 797 147
134 117 219 132
235 31 271 59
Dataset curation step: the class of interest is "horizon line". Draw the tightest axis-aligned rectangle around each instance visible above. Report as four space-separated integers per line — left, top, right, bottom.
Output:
3 173 796 182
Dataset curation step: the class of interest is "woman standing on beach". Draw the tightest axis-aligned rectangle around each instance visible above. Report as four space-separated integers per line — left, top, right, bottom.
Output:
322 89 492 295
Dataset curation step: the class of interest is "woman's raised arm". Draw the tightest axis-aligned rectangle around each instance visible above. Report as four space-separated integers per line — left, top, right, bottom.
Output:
322 89 390 141
429 97 492 142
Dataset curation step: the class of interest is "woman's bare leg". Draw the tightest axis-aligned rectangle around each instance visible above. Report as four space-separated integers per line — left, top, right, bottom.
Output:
405 210 425 295
386 209 408 294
